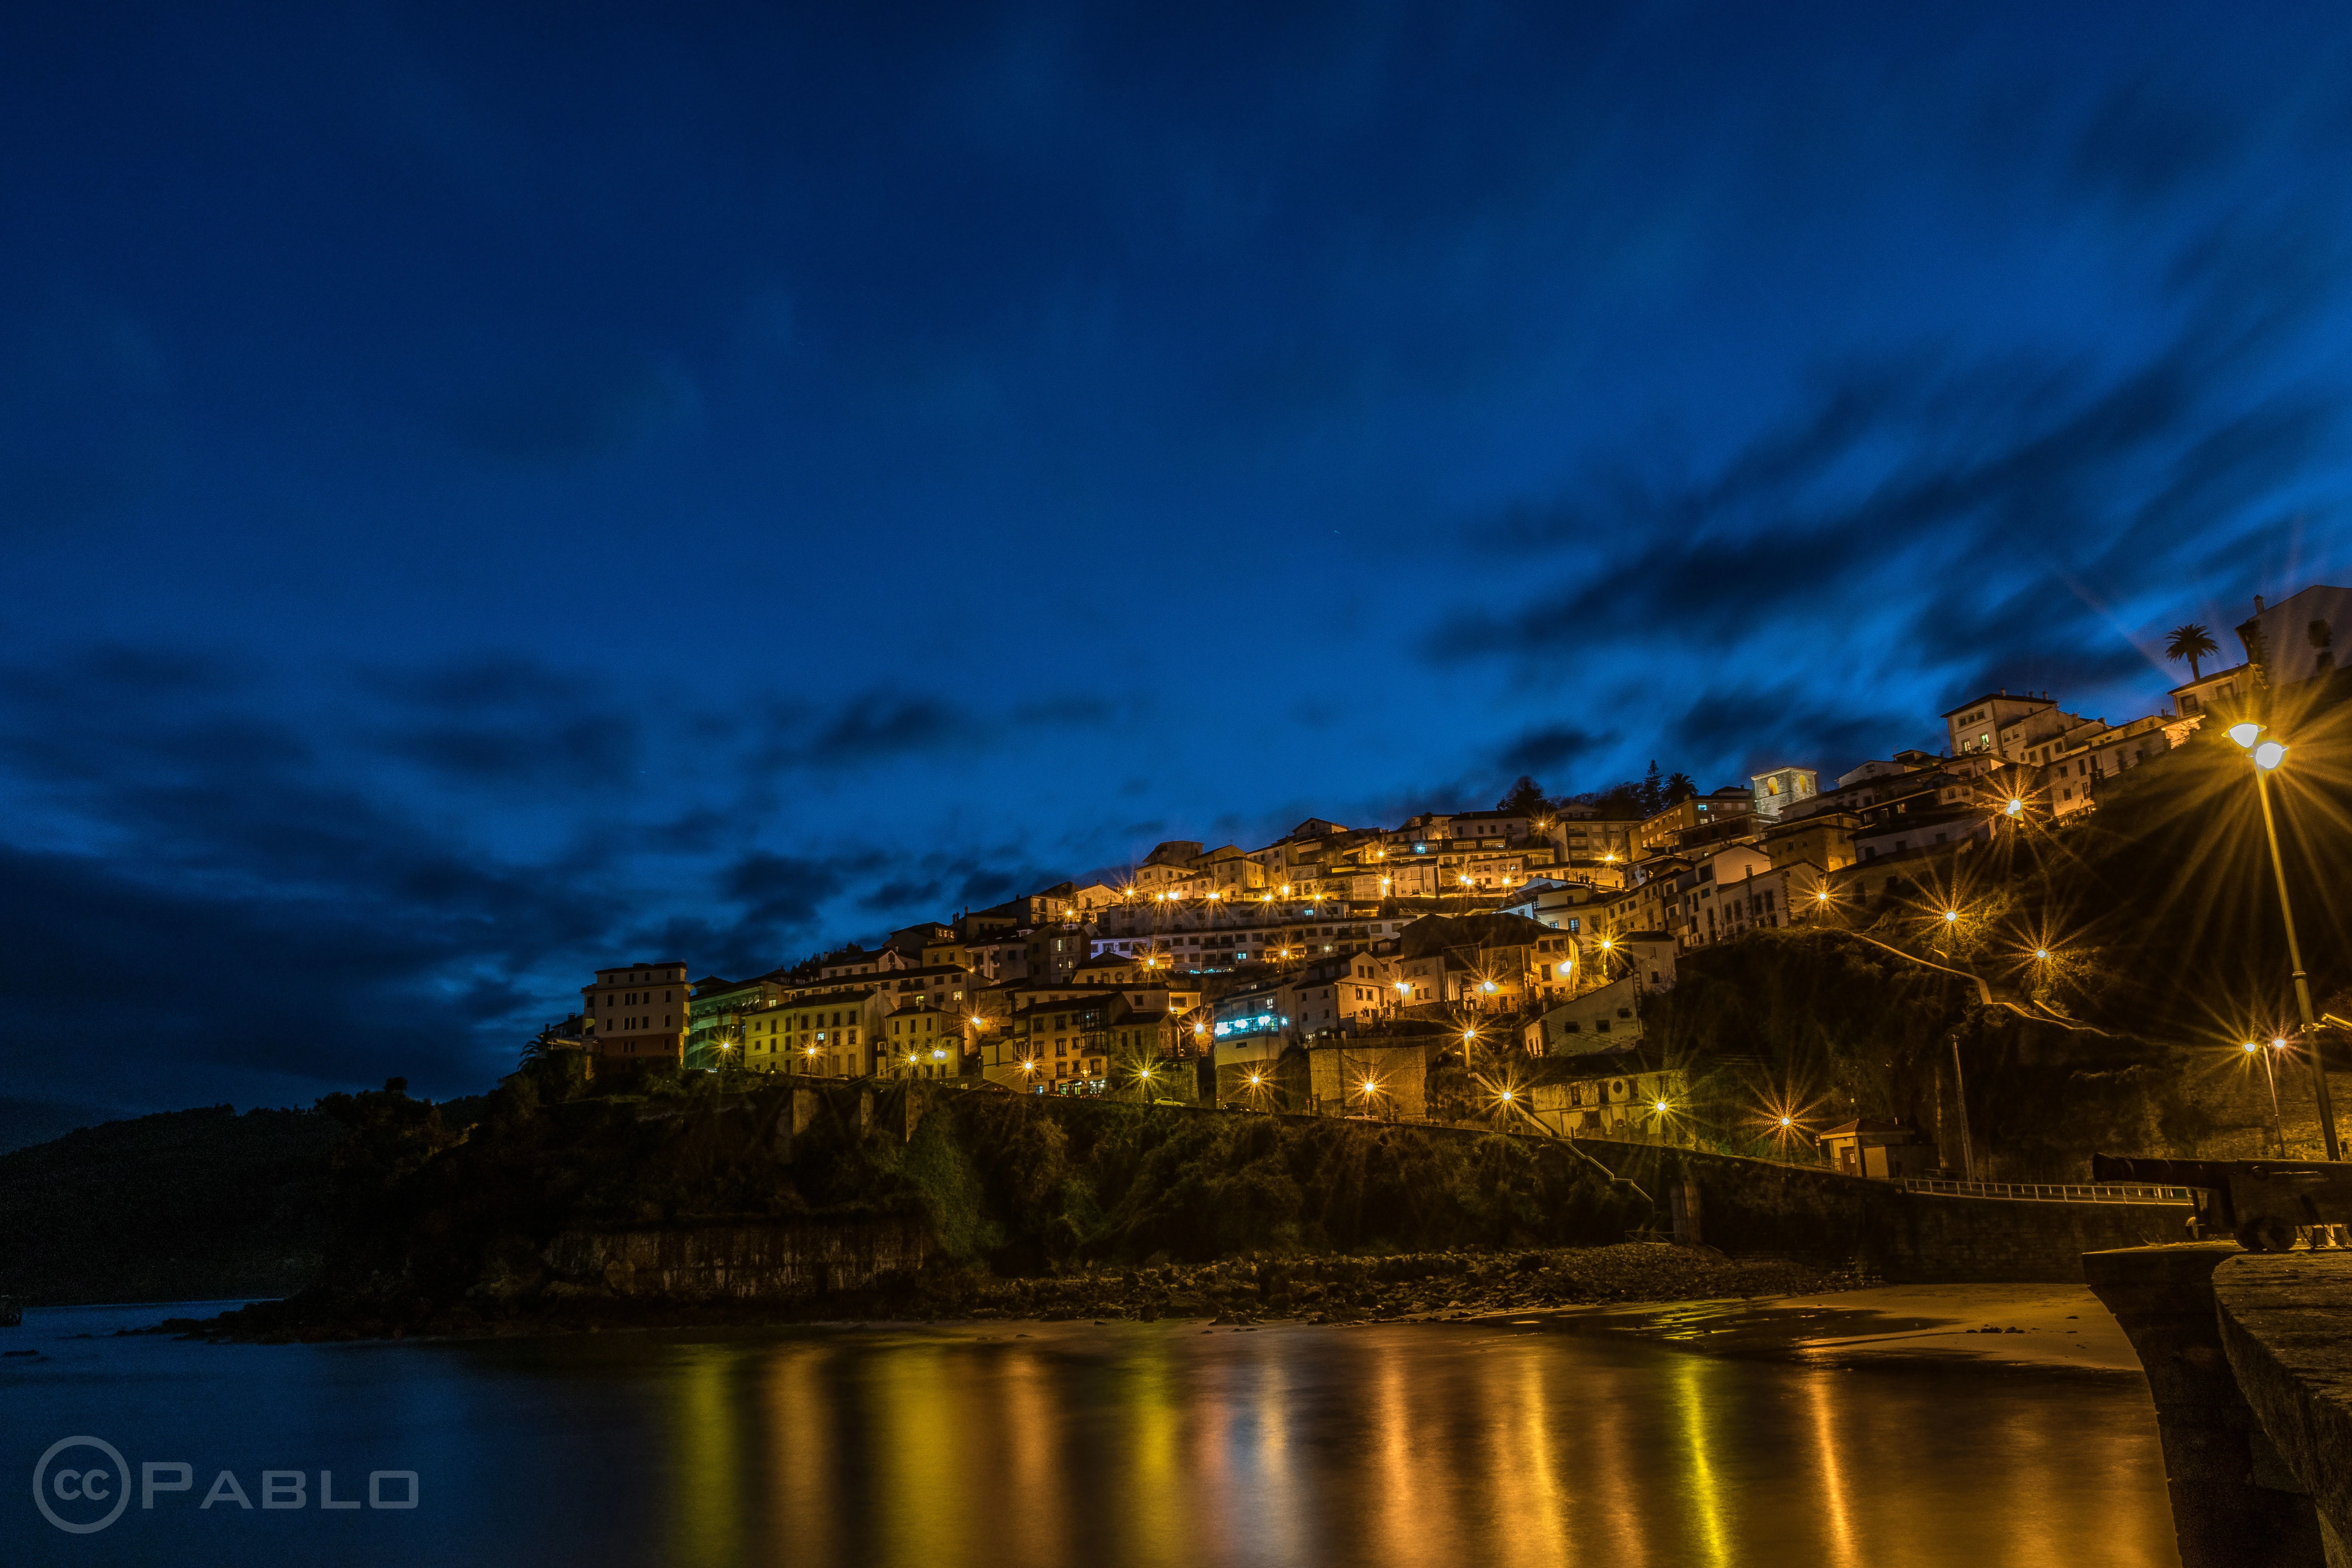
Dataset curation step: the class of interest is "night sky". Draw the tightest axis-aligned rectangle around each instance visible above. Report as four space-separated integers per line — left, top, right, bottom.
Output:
7 2 2351 1121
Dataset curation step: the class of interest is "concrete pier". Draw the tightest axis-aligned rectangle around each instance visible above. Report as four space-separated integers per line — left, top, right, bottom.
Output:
2087 1243 2350 1567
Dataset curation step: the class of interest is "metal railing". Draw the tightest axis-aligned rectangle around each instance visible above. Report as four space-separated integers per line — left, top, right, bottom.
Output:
1900 1178 2193 1206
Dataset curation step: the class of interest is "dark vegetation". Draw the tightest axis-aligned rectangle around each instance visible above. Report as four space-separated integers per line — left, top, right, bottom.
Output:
0 1105 346 1305
179 1076 1662 1336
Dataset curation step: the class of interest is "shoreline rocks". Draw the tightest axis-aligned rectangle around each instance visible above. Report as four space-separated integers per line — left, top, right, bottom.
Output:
163 1241 1866 1343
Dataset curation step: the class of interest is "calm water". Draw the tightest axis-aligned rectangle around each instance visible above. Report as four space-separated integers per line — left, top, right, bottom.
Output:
1 1301 2179 1568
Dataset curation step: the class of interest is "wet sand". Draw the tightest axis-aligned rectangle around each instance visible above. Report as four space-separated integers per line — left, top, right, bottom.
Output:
1532 1282 2143 1374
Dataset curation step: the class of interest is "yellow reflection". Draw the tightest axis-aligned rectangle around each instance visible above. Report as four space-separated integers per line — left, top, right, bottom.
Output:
1121 1334 1191 1568
872 1345 965 1568
670 1348 746 1566
1001 1350 1067 1568
765 1347 837 1568
1672 1353 1730 1568
1371 1342 1425 1563
1804 1371 1858 1568
1481 1340 1568 1568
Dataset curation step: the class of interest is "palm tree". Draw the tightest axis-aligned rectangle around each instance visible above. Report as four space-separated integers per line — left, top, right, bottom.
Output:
2164 623 2220 681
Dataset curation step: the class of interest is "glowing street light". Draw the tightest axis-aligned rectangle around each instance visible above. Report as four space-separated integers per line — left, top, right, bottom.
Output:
1942 909 1960 925
2227 722 2338 1158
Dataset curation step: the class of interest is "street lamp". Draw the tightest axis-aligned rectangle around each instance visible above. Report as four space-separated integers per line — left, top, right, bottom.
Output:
2229 722 2339 1159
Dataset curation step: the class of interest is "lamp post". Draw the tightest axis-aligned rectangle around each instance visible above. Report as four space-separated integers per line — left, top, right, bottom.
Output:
2229 722 2340 1160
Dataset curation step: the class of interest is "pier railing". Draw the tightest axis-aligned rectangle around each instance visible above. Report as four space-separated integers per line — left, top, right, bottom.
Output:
1900 1177 2192 1205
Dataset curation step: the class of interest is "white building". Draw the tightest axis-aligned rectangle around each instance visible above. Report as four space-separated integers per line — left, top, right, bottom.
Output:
2238 584 2352 687
1750 766 1818 823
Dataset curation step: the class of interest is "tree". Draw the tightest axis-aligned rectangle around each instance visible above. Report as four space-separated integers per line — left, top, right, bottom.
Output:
1496 775 1548 816
1637 761 1666 815
520 1022 572 1066
1664 772 1697 804
1575 779 1648 818
2165 622 2220 682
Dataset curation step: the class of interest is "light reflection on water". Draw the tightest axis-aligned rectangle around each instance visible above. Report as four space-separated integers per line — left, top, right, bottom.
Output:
0 1302 2178 1568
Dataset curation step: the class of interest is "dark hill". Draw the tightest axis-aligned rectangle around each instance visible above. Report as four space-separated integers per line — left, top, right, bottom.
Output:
0 1105 347 1305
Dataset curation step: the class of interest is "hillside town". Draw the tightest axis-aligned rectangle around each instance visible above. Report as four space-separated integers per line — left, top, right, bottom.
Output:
552 585 2347 1157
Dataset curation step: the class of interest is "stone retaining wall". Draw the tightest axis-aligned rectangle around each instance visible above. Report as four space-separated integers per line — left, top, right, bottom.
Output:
543 1220 932 1301
1590 1140 2190 1282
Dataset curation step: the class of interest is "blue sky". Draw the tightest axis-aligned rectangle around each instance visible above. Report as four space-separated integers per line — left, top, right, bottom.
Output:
5 0 2352 1115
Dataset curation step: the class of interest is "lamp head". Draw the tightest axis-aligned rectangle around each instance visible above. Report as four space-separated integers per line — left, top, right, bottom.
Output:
2229 721 2263 750
2254 740 2287 771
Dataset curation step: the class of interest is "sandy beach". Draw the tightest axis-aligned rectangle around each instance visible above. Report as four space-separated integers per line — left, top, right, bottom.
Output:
1537 1282 2144 1374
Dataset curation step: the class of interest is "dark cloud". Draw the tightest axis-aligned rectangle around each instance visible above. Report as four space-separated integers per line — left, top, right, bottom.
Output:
719 851 864 934
2070 76 2241 206
1426 260 2340 706
1494 724 1612 777
1662 684 1913 781
452 347 700 460
0 841 551 1109
1012 695 1117 726
744 688 1119 773
811 696 969 760
383 715 639 787
362 655 593 712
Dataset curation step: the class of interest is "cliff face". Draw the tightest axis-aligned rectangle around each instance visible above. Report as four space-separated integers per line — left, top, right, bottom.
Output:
187 1075 1643 1336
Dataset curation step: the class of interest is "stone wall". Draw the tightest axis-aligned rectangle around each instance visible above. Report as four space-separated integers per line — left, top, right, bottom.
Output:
2213 1252 2352 1567
1589 1140 2191 1282
543 1220 932 1301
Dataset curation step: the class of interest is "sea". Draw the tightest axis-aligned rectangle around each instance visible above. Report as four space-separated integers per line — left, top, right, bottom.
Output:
1 1299 2178 1566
